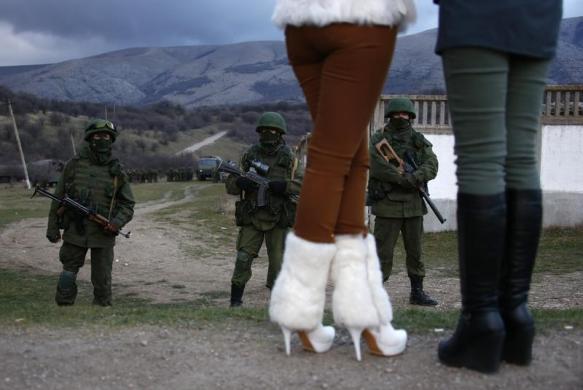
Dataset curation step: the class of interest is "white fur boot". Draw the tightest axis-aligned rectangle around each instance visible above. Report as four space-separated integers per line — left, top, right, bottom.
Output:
331 234 382 361
269 232 336 355
362 234 407 356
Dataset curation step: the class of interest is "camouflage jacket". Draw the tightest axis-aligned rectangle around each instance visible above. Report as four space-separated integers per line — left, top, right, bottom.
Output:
46 144 135 248
368 125 438 218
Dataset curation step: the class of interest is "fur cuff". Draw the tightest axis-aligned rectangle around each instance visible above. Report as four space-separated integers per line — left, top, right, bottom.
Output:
273 0 417 32
365 234 393 324
331 235 380 329
269 232 336 330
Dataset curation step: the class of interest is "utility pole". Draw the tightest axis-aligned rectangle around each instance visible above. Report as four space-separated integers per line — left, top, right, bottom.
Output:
7 100 31 189
70 130 77 155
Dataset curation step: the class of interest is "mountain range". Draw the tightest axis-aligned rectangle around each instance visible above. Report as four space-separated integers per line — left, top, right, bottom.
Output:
1 17 581 109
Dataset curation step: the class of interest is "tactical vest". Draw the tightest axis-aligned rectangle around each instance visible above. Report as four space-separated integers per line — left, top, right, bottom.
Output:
236 143 296 230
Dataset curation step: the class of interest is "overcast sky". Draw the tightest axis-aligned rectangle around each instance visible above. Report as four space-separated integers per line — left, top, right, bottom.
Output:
1 0 581 66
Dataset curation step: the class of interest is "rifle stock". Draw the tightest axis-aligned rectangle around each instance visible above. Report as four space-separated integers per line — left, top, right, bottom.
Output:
373 139 447 224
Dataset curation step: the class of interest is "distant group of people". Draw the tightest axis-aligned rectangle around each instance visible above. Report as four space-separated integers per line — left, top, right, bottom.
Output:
45 0 562 376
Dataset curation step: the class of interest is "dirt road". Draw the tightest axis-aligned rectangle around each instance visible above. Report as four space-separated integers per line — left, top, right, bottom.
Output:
1 187 581 389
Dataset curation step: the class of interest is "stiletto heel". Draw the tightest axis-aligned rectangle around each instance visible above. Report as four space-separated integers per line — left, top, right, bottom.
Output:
348 328 363 361
281 326 292 356
280 325 335 355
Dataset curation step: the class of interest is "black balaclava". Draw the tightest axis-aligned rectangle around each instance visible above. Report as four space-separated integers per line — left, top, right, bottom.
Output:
388 116 413 140
259 130 282 154
89 137 113 165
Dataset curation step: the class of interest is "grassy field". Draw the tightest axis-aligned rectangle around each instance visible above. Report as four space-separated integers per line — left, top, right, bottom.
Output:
1 182 582 331
1 267 581 332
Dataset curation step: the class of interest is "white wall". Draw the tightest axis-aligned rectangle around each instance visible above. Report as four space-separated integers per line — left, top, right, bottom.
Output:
418 125 583 231
541 125 583 193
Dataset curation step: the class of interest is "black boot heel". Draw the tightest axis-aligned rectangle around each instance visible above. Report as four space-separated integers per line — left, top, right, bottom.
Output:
438 312 505 373
502 304 535 365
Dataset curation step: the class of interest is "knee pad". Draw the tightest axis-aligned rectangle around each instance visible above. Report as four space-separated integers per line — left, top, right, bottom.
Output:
55 271 78 305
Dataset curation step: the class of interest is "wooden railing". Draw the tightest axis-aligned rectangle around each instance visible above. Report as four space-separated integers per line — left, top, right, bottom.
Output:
370 85 583 133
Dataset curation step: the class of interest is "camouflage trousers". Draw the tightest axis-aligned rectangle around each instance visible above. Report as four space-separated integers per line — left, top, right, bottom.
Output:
56 242 114 306
231 225 288 290
373 216 426 281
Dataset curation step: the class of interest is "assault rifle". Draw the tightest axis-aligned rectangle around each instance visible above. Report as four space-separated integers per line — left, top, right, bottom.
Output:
32 186 131 238
375 139 446 224
218 160 271 207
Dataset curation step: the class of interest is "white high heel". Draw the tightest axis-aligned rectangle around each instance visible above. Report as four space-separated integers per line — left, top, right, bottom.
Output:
280 324 336 355
331 235 381 361
363 234 408 357
363 324 407 356
348 328 364 361
269 233 337 356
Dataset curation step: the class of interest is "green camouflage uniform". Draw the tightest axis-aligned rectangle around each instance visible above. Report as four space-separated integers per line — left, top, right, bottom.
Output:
47 141 134 306
225 143 302 291
369 121 438 281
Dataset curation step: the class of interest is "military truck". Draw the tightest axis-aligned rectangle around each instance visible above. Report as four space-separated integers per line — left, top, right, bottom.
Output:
196 156 222 181
0 159 64 186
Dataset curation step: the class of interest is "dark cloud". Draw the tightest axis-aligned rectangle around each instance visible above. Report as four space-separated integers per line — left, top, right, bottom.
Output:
0 0 281 48
0 0 581 65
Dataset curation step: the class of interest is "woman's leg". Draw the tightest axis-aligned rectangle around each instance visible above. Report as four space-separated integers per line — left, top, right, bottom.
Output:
438 48 510 373
286 24 397 242
499 57 550 365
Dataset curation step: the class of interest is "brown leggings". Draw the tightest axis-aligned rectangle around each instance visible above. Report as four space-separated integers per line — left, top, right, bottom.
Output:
286 24 398 243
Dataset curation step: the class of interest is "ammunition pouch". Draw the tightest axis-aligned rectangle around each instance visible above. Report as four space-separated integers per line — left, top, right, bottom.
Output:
235 200 254 227
368 179 390 203
279 200 297 228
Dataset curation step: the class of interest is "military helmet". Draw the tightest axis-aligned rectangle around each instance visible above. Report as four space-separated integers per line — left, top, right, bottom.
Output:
256 112 287 134
386 98 416 119
84 119 118 142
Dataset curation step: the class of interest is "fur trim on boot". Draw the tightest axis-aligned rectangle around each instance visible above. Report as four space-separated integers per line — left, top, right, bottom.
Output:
331 234 380 330
269 232 336 331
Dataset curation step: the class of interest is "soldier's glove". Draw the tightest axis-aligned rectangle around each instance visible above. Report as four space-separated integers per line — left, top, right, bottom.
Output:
268 180 287 195
235 176 256 192
47 232 61 243
104 222 120 236
402 174 419 190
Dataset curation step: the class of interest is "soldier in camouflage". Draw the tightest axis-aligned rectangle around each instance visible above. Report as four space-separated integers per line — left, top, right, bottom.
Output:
225 112 302 307
46 119 135 306
368 98 439 306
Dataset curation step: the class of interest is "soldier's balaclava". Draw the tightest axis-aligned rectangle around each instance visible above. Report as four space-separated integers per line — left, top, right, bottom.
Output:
259 128 282 154
388 114 413 140
89 133 113 164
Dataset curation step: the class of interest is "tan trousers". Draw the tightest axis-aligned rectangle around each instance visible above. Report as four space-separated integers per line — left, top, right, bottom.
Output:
285 24 398 242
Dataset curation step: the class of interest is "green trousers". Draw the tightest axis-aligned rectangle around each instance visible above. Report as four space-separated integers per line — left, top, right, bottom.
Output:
373 216 425 281
58 242 114 305
442 48 550 194
231 225 288 289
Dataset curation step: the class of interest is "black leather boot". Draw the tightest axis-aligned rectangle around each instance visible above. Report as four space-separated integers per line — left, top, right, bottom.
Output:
499 189 542 365
55 271 78 306
409 275 438 306
438 193 506 373
230 284 245 307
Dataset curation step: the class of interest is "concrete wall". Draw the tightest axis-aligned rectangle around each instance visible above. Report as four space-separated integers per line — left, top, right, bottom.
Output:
382 125 583 232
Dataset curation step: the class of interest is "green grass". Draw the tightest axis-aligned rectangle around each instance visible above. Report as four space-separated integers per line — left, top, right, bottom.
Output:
415 226 583 277
1 268 581 332
2 181 582 331
0 186 49 229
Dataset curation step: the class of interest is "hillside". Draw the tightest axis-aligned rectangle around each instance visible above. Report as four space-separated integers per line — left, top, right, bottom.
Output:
0 17 581 108
0 87 311 168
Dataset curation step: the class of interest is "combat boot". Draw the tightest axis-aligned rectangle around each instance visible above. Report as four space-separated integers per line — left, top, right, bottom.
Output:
409 275 438 306
55 270 78 306
438 193 506 374
499 189 542 365
230 284 245 307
